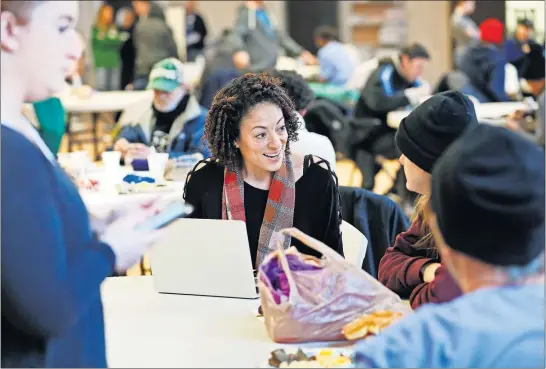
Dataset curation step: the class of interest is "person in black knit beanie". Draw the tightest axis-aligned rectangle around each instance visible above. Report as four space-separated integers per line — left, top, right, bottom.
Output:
378 91 479 310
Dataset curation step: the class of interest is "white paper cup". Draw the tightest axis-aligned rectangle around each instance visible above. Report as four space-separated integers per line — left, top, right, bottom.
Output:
101 151 122 174
148 152 169 181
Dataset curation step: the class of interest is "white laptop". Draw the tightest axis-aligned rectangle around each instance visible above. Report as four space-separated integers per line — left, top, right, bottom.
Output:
149 218 259 299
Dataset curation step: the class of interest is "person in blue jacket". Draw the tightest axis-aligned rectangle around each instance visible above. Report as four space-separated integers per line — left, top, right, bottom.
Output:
459 18 511 102
355 124 545 368
1 2 165 367
504 19 544 76
113 57 210 160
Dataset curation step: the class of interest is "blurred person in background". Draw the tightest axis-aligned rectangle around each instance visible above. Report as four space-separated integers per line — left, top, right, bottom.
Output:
378 91 479 309
313 26 356 87
197 34 248 109
353 43 431 191
504 19 544 79
451 0 479 68
269 69 337 170
229 0 316 72
355 124 545 368
1 1 165 367
92 3 124 91
459 18 511 103
505 91 545 148
184 1 207 62
504 19 545 99
131 0 178 90
114 57 209 160
117 6 137 90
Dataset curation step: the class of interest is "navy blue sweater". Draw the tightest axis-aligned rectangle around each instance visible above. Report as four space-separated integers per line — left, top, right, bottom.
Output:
1 126 115 367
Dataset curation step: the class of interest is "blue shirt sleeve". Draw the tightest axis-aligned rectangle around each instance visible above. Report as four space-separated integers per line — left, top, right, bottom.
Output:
1 140 115 337
489 59 510 102
318 47 336 82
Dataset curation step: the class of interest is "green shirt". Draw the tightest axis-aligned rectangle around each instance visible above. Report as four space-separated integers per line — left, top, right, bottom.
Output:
91 26 125 69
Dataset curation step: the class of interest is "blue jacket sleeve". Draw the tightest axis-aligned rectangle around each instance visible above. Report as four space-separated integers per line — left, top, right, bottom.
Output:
359 65 411 116
170 112 211 158
117 124 148 145
1 149 116 338
489 59 511 102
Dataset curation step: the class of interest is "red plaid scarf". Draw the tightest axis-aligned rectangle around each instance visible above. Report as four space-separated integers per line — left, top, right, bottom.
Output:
221 157 295 267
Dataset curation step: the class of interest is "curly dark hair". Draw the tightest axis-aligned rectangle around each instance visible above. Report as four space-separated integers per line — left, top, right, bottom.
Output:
205 73 300 170
268 69 315 112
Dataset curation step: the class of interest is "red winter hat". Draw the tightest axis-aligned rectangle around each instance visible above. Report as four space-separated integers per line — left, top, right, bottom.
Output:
480 18 504 45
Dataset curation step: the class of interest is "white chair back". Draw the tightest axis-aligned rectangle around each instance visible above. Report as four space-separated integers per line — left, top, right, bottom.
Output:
345 57 379 91
504 63 520 97
276 56 299 71
341 220 368 268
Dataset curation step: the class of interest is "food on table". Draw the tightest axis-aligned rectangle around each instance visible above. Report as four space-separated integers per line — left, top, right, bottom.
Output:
78 178 100 191
342 310 403 341
268 348 353 368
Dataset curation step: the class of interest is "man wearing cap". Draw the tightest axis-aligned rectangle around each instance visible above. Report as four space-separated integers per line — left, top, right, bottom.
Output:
459 18 511 103
354 124 545 367
114 58 209 159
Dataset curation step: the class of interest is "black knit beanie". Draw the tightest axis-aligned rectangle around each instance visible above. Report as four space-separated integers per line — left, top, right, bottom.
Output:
431 124 545 266
396 91 479 173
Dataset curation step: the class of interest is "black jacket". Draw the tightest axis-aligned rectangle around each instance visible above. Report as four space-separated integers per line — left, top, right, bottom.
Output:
354 60 419 127
183 156 344 263
339 186 409 278
459 44 510 102
186 13 208 54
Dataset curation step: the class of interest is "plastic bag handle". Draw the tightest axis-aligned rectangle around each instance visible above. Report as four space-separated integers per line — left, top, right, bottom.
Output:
274 240 300 301
281 228 345 263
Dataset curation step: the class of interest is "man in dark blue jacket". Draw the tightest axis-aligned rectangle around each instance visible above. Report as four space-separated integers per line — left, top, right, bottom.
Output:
504 18 544 79
459 18 510 103
114 58 210 159
353 43 431 190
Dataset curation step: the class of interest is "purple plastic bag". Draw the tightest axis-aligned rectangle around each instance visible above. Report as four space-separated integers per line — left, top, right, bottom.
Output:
257 228 412 343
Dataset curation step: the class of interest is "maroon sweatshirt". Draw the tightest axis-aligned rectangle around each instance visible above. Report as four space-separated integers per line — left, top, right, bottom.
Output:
378 220 462 309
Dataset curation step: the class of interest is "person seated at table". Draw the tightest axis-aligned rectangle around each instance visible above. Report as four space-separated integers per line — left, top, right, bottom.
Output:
505 91 545 148
313 26 356 87
353 43 431 191
113 57 210 160
504 19 544 81
268 69 336 171
197 31 248 109
183 73 343 268
378 91 479 309
459 18 511 103
355 124 545 368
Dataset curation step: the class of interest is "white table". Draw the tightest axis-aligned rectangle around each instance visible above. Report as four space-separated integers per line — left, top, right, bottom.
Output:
102 276 330 368
61 90 153 114
62 91 153 160
387 101 532 129
80 167 186 214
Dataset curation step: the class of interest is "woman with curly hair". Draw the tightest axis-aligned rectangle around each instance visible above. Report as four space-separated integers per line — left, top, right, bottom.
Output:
183 73 343 267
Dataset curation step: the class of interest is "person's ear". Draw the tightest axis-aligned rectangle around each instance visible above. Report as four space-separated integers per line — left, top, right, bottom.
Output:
1 11 22 53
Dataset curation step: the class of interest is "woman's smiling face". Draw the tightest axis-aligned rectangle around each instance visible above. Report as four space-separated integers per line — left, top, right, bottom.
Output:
237 102 288 173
